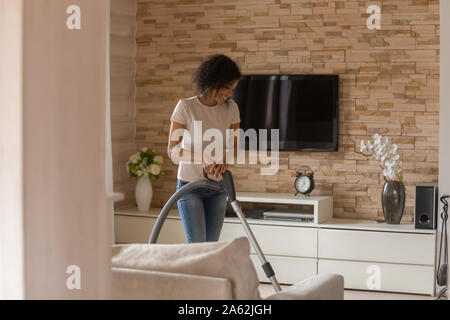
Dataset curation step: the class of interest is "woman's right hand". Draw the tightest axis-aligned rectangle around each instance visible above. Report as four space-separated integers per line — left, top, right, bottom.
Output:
203 154 226 179
203 161 227 179
203 161 215 176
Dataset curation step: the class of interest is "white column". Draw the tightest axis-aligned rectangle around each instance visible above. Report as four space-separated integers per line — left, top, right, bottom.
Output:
0 0 111 299
439 0 450 295
0 0 25 300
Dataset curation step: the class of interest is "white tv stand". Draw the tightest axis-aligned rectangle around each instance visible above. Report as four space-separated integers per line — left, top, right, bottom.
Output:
114 191 437 296
236 192 333 224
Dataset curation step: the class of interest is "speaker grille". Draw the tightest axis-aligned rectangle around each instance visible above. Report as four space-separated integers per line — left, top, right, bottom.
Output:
415 185 437 230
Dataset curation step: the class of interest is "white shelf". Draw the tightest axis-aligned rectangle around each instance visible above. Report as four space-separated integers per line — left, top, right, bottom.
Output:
114 207 435 234
236 191 331 205
236 191 333 224
319 218 436 234
114 207 316 228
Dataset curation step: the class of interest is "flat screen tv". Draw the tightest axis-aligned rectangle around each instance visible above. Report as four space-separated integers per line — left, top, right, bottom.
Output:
231 74 339 152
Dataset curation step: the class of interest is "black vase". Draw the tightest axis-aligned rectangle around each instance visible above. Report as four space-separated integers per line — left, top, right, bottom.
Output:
381 181 405 224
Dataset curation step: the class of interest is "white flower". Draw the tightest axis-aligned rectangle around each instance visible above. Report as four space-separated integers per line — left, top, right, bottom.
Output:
136 170 143 177
359 141 367 153
154 155 163 164
373 133 382 145
374 149 382 160
357 134 402 181
141 147 148 152
384 159 396 168
383 168 395 180
129 152 140 163
391 143 398 153
380 136 388 147
149 164 161 175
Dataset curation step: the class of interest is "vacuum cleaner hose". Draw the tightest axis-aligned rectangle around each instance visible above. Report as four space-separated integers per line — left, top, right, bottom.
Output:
148 179 223 244
149 170 239 244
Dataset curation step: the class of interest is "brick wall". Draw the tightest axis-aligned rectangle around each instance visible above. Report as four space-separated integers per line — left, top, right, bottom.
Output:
111 0 137 209
133 0 439 221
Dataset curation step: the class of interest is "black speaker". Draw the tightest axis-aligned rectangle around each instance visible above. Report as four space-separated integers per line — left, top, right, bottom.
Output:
414 184 438 229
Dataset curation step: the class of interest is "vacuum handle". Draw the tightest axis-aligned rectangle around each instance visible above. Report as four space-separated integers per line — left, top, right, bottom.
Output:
202 167 222 181
221 170 236 202
202 168 236 202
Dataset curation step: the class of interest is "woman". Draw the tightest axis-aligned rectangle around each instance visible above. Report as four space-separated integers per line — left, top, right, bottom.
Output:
167 54 241 243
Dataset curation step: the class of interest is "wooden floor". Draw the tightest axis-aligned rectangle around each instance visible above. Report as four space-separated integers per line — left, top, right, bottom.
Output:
258 284 435 300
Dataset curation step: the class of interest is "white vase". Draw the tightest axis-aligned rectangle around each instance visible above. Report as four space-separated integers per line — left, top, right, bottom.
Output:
135 175 153 211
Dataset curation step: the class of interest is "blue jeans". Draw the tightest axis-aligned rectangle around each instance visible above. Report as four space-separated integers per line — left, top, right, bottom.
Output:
176 179 228 243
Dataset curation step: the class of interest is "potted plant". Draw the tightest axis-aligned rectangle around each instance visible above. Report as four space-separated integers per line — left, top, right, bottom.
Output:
356 134 404 224
126 147 164 211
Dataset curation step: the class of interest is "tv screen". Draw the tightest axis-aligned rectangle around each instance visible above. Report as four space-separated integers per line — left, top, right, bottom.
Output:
232 75 339 152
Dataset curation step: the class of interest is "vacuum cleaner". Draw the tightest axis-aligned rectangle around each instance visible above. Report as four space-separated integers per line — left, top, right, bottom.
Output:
437 195 449 300
149 169 282 293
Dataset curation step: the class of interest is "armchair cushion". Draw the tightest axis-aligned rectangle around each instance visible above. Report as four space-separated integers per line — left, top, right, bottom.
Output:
112 237 261 300
111 267 233 300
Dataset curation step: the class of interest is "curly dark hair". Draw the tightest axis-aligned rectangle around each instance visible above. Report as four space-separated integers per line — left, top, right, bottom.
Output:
193 54 241 94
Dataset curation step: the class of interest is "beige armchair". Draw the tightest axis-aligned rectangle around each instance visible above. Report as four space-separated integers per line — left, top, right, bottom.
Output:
111 237 344 300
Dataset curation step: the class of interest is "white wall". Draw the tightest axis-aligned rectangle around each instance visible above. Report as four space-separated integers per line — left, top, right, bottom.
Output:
439 0 450 292
0 0 111 299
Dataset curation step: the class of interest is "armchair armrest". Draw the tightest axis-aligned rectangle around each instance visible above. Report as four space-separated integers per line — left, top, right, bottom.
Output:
111 267 233 300
265 274 344 300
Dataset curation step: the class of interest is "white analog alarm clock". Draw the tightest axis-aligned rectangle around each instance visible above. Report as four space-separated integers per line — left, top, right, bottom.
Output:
294 171 315 196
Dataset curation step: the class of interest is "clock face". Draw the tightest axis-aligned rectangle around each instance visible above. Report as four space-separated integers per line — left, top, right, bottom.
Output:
295 175 311 193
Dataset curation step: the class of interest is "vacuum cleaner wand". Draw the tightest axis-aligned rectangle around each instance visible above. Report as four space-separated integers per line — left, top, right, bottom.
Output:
148 169 282 293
